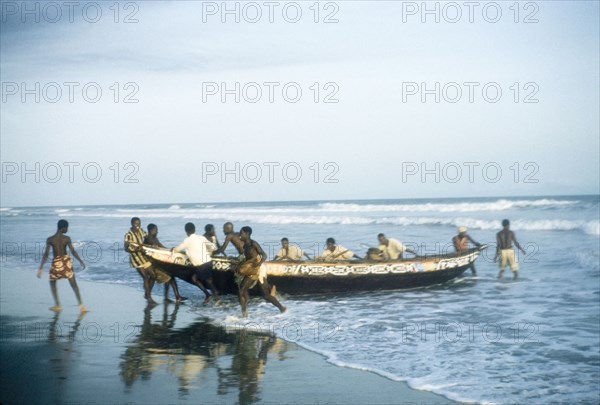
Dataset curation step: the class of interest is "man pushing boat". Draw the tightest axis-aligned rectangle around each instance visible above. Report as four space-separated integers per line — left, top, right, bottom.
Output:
172 222 220 304
214 222 244 258
236 226 286 317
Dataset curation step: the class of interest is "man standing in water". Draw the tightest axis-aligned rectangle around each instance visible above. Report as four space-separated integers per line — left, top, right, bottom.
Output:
124 217 157 304
452 226 482 274
37 219 88 313
144 223 186 303
214 222 244 257
495 219 526 280
237 226 286 317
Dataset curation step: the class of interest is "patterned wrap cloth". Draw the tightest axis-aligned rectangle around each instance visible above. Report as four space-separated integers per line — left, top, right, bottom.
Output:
50 256 74 280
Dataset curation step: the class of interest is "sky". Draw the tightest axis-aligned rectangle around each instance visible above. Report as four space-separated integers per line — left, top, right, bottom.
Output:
1 0 599 207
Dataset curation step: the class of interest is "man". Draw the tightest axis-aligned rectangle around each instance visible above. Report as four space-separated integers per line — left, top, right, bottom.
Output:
495 219 526 280
144 223 186 303
203 224 221 251
124 217 157 304
452 226 482 274
214 222 244 257
377 233 416 260
274 238 311 261
172 222 220 304
320 238 362 261
37 219 88 313
237 226 286 317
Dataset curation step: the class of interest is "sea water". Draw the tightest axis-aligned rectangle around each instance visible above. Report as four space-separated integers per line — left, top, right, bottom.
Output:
1 195 598 404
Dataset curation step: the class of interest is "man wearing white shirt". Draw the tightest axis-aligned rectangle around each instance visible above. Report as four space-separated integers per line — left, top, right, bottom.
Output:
320 238 362 261
274 237 311 261
173 222 219 303
377 233 416 260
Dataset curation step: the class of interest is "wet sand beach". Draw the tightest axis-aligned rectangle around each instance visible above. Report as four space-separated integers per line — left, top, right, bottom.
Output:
0 267 459 405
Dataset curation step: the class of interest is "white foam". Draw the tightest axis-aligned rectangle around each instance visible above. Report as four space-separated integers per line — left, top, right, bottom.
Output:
319 198 579 213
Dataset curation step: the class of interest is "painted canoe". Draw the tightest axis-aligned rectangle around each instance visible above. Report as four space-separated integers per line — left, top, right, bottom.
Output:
139 244 488 295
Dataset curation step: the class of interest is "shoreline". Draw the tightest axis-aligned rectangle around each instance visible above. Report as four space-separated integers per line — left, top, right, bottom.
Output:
1 267 461 405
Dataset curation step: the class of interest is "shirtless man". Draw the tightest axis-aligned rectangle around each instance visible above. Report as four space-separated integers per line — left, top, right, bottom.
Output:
495 219 526 280
452 226 481 274
37 219 88 313
203 224 221 251
237 226 286 317
214 222 244 257
144 224 186 303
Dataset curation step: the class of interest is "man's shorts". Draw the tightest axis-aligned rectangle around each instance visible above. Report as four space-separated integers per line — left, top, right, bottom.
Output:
499 249 519 272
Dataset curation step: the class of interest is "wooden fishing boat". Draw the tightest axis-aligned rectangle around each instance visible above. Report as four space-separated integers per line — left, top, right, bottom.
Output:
139 244 488 295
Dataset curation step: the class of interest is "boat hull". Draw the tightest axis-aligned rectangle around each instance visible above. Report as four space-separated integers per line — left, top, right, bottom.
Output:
263 265 470 295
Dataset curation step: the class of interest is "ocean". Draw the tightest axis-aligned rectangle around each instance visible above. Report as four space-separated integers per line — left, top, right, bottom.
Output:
1 195 599 404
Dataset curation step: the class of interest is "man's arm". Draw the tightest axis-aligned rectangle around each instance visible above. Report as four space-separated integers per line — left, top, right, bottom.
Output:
37 239 51 278
214 235 232 255
68 237 86 269
467 235 481 247
172 240 186 253
253 241 267 264
124 232 142 253
495 233 501 261
512 232 526 254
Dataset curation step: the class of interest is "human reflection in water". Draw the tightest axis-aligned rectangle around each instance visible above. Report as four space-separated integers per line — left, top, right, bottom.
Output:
45 310 86 402
118 303 288 403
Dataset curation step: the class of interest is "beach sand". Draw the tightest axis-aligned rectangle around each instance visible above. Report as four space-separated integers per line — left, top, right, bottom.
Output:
1 268 459 405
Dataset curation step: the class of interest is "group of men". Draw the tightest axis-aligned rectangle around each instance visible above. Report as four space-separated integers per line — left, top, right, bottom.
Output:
452 219 525 279
124 219 286 317
37 218 524 314
272 221 525 280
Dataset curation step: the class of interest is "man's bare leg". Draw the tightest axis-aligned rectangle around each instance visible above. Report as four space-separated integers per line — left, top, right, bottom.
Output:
203 278 220 304
169 278 187 302
513 270 519 280
497 269 504 279
239 277 253 317
259 280 286 313
163 284 174 303
68 277 88 313
191 274 213 304
49 280 62 312
136 268 157 304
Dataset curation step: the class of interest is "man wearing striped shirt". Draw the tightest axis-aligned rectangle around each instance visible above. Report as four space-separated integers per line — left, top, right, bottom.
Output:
124 217 157 304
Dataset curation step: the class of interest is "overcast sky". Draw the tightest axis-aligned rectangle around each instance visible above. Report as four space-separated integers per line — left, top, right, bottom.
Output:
1 1 598 207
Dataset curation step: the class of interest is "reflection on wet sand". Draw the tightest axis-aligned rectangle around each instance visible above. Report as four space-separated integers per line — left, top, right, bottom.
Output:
119 303 288 404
